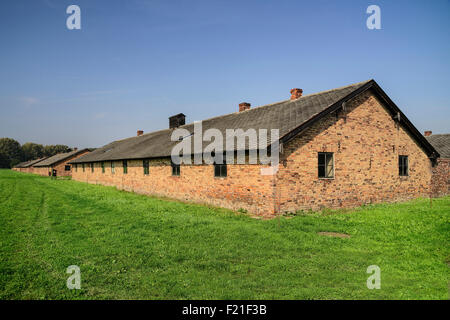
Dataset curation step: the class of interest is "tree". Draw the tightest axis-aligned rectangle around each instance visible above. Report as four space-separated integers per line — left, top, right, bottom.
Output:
43 145 72 157
22 142 45 161
0 138 23 168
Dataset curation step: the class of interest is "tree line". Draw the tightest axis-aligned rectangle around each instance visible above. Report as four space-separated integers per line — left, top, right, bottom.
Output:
0 137 73 168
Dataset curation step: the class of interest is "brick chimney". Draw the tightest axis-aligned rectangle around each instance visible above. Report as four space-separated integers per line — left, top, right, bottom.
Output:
290 88 303 100
239 102 251 112
137 130 144 136
424 130 432 137
169 113 186 129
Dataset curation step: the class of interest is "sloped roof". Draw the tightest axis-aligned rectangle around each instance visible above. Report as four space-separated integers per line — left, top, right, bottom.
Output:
34 149 90 167
426 134 450 158
14 160 30 168
15 157 49 168
70 79 439 163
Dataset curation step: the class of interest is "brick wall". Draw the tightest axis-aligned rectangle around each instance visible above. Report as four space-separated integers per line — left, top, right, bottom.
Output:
431 158 450 196
72 158 275 216
32 150 90 177
32 166 50 176
276 90 432 213
72 90 434 217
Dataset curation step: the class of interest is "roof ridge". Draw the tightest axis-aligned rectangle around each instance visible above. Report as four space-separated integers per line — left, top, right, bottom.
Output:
117 79 372 143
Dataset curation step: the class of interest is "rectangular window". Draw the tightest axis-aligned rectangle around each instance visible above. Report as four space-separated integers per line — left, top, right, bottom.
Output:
214 161 227 177
111 161 115 174
123 160 128 174
101 162 105 174
65 165 71 171
399 155 408 176
143 160 149 175
91 163 94 173
318 152 334 178
82 163 85 172
171 161 180 176
75 164 77 172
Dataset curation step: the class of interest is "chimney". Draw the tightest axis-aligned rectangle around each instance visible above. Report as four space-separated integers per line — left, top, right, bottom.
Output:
73 147 78 151
424 130 432 137
137 130 144 136
239 102 251 112
169 113 186 129
290 88 303 100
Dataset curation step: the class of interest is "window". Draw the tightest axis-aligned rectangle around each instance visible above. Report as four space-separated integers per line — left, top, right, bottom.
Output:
101 162 105 174
82 163 85 172
214 161 227 177
399 155 408 176
111 161 115 174
91 163 94 173
65 165 71 171
143 160 149 175
123 160 128 174
75 164 78 172
318 152 334 178
171 161 180 176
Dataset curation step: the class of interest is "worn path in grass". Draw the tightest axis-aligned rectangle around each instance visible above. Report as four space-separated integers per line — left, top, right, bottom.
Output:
0 169 448 299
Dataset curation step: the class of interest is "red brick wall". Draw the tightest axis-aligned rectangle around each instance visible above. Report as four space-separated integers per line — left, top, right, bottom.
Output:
72 90 434 216
31 150 90 177
72 158 275 216
276 90 432 213
431 158 450 196
32 166 50 176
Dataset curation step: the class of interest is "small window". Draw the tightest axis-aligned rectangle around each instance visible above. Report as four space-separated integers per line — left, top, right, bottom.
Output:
91 163 94 173
399 155 408 176
123 160 128 174
75 164 77 172
143 160 149 175
101 162 105 174
318 152 334 178
111 161 115 174
214 161 227 177
171 161 180 176
65 165 71 171
82 163 85 172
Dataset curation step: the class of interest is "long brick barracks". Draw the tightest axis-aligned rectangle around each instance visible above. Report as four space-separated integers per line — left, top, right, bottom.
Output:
14 80 450 217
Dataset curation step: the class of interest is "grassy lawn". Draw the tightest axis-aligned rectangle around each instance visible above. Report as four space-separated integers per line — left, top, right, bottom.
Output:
0 169 448 299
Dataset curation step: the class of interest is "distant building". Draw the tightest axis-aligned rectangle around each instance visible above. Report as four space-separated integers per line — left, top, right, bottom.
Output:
32 149 91 177
425 132 450 196
13 157 48 173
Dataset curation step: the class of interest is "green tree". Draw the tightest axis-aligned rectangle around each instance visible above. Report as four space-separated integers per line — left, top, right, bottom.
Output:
0 138 23 168
43 145 72 157
22 142 45 161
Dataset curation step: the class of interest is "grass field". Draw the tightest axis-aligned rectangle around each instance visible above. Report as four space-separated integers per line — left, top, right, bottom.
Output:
0 169 448 299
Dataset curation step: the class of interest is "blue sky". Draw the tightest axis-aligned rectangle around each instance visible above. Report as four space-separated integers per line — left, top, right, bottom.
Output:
0 0 449 148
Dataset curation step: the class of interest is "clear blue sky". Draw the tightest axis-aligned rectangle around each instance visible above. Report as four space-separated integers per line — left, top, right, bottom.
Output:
0 0 449 148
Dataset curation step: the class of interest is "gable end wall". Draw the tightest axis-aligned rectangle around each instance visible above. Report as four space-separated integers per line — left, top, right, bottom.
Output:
276 89 432 213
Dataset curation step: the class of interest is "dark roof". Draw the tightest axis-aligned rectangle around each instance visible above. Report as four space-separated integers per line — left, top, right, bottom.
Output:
34 149 91 167
70 80 439 164
15 157 49 168
13 161 30 168
426 134 450 158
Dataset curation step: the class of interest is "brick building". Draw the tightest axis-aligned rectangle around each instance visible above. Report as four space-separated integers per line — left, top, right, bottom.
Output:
425 133 450 196
13 157 48 173
32 149 91 177
70 80 440 217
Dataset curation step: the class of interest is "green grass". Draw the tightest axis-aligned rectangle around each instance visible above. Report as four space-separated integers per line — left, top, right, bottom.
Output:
0 169 448 300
